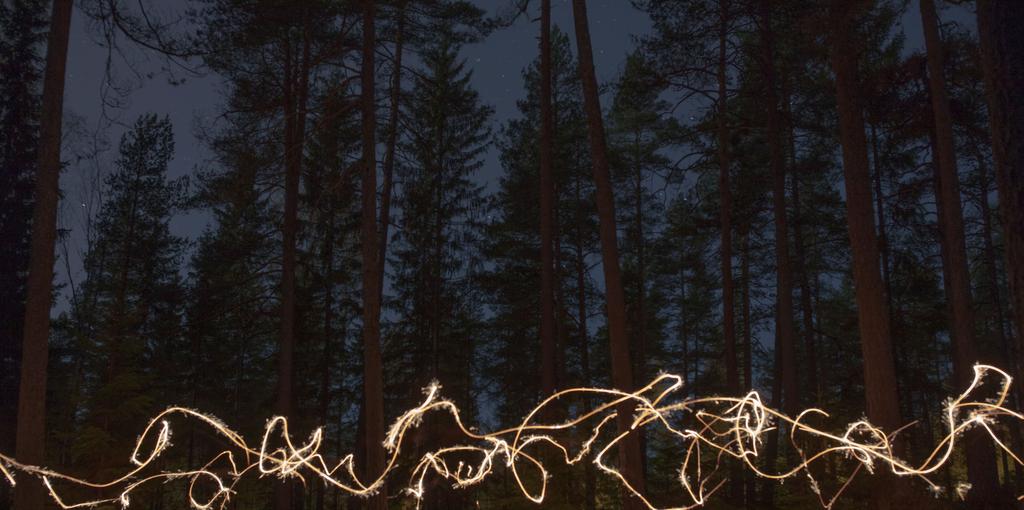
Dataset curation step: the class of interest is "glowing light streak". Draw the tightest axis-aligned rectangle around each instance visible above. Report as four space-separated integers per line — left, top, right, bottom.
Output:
1 364 1021 509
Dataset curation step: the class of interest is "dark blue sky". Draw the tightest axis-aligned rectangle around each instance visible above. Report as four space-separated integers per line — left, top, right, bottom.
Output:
57 0 652 298
62 1 651 189
57 0 974 308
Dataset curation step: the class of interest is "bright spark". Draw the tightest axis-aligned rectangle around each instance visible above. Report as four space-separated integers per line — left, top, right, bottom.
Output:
1 364 1021 509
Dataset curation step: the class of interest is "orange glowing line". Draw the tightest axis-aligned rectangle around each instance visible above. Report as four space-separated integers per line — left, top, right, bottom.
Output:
1 364 1020 509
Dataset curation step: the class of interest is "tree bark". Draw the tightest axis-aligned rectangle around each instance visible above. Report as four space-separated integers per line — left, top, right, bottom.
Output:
714 4 742 502
827 1 909 506
316 208 335 510
868 124 893 317
740 224 755 504
574 159 597 510
316 109 343 509
360 2 386 509
552 188 569 402
13 1 72 508
919 1 999 505
631 132 648 481
869 121 909 413
761 298 784 506
789 112 819 405
977 0 1024 391
760 0 797 419
740 229 752 395
569 0 646 506
978 158 1023 486
377 1 405 307
717 0 738 398
539 0 558 399
681 276 692 391
275 14 311 508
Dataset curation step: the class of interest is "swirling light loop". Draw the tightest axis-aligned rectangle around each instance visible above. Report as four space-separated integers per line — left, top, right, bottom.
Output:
1 364 1020 509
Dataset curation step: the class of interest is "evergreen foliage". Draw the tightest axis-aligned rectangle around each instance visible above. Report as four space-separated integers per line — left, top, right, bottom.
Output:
3 0 1023 508
0 0 45 473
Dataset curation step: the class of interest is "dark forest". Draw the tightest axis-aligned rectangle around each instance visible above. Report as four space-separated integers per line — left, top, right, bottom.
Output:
1 0 1024 508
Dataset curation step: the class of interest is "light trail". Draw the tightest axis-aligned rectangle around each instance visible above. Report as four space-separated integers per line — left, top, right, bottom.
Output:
1 364 1020 509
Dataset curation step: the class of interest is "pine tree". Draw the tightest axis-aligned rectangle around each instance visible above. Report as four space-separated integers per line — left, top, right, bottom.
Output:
646 190 725 503
571 0 647 504
977 1 1024 399
606 52 678 487
0 0 45 485
70 114 188 483
484 25 611 505
826 0 914 505
607 52 677 400
757 0 798 422
358 4 386 510
637 0 743 413
187 110 284 432
304 79 364 510
538 0 559 404
13 1 72 507
384 26 491 508
388 26 490 404
484 26 589 424
3 1 1021 507
918 1 999 504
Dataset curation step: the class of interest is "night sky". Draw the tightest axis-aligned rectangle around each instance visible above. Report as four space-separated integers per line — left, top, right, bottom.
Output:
57 1 649 298
8 3 1013 506
56 0 973 307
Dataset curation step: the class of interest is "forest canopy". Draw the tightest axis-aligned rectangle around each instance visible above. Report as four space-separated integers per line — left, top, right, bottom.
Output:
1 0 1024 509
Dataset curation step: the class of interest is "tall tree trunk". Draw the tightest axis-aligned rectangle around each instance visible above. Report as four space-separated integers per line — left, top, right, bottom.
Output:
827 1 909 507
740 228 752 395
783 67 819 406
569 0 646 506
868 124 893 315
539 0 558 399
316 156 339 510
870 122 909 413
13 1 72 508
919 1 999 505
348 404 366 510
275 15 311 508
716 0 738 398
360 2 387 508
316 227 334 510
632 135 648 480
761 298 784 507
977 0 1024 390
275 60 296 510
553 189 569 398
740 224 755 505
790 120 819 405
979 158 1023 486
574 161 597 510
377 1 405 307
679 268 689 391
430 161 444 381
552 184 574 503
760 0 797 419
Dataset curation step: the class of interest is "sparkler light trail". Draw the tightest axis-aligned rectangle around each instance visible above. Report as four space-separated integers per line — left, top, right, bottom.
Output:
1 364 1021 509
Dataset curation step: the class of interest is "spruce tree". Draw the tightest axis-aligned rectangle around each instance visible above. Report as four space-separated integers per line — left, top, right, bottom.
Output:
70 114 188 482
607 52 678 398
387 27 491 408
381 25 491 508
484 27 591 421
0 0 45 478
13 0 73 506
